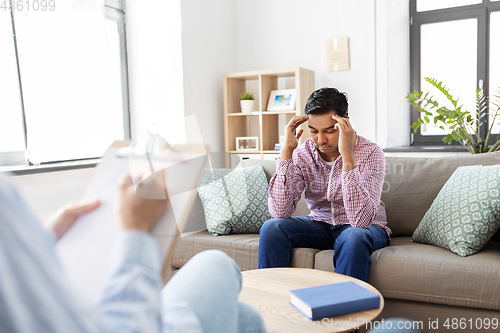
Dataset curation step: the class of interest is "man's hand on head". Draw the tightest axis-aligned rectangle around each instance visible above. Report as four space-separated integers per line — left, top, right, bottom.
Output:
332 115 358 171
282 115 309 160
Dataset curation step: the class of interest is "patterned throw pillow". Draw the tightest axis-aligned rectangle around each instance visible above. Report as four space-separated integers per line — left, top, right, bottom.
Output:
412 164 500 257
197 165 271 236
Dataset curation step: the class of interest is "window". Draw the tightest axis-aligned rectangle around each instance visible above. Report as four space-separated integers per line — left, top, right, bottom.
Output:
0 9 26 166
410 0 500 146
0 0 129 166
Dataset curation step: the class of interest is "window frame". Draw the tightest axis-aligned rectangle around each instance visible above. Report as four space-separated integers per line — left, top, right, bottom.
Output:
105 0 131 141
409 0 500 146
0 0 130 168
0 8 27 166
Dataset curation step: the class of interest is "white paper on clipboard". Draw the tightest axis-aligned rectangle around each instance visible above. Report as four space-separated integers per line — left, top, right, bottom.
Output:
56 142 207 304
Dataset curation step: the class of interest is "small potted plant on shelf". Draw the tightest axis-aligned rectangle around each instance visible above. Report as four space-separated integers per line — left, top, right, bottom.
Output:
407 77 500 154
240 92 255 114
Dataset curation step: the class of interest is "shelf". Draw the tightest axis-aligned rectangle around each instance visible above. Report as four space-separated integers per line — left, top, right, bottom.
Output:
224 74 260 80
230 150 262 154
229 150 281 154
228 110 297 116
228 112 260 117
223 67 315 166
262 110 297 115
223 67 314 79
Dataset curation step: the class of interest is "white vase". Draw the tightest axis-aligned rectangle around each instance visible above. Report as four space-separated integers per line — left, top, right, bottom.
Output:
240 100 254 114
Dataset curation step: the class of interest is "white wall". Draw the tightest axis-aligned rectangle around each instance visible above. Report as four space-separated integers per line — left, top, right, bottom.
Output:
124 0 409 152
234 0 410 148
125 0 238 158
126 0 186 144
235 0 377 141
9 168 94 223
180 0 237 159
10 0 410 220
375 0 410 148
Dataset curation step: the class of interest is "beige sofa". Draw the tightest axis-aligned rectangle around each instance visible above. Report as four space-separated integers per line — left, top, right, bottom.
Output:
164 153 500 333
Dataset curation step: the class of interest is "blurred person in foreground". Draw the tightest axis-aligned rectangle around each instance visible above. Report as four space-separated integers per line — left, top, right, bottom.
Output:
0 172 265 333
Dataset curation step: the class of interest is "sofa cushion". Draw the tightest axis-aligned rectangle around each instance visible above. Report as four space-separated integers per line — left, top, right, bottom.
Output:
182 159 311 233
171 230 319 271
197 165 271 236
314 237 500 311
240 159 277 183
412 164 500 257
371 237 500 310
172 231 260 271
383 152 500 237
240 159 310 217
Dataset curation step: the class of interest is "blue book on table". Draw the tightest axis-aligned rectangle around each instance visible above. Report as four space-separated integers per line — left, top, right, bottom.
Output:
289 281 380 320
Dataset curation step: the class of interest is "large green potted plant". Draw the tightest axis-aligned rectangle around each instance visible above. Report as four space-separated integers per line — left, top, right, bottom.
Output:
407 77 500 154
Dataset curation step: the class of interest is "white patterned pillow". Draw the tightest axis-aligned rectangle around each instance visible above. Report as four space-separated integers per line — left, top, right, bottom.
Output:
197 165 271 236
412 164 500 257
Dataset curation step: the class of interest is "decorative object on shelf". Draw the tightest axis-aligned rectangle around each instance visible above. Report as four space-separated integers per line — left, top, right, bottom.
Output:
326 37 350 72
236 136 259 151
267 89 296 111
240 92 255 114
407 77 500 154
274 143 283 151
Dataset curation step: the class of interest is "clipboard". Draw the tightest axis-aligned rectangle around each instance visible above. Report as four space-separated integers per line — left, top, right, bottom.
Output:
55 141 207 304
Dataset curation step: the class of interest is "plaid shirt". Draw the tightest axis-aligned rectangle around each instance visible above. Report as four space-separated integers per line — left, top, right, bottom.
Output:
268 136 391 237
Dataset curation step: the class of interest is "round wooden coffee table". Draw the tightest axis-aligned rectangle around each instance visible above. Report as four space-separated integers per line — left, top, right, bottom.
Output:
238 268 384 333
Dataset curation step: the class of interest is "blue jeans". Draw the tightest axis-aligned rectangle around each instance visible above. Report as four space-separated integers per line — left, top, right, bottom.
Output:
162 250 266 333
258 216 390 282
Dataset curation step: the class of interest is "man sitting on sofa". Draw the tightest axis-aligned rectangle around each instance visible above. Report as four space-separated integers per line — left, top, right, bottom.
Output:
258 87 391 282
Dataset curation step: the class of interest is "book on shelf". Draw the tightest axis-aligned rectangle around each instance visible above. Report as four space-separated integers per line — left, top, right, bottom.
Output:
289 281 380 320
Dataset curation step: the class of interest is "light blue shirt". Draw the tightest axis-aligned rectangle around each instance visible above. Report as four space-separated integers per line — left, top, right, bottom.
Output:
0 174 201 333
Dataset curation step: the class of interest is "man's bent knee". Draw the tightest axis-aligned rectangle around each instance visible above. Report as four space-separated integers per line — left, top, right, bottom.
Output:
337 227 371 245
190 250 240 276
192 249 229 262
260 218 288 238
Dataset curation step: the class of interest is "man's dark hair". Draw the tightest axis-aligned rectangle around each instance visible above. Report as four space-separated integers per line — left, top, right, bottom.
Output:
304 87 348 117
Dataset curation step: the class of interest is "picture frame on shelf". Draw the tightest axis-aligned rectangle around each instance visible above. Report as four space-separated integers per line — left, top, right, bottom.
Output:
236 137 259 151
266 89 296 111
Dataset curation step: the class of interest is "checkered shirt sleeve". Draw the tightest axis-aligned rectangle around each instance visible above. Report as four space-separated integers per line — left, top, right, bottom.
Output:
338 147 386 228
268 157 305 218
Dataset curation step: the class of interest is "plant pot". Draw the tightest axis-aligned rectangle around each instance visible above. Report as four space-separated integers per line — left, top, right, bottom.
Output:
240 100 254 114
